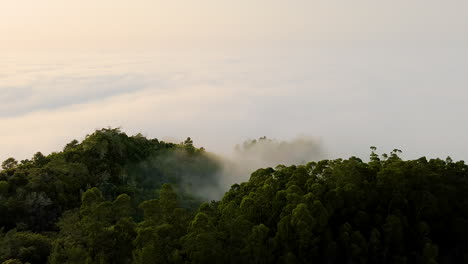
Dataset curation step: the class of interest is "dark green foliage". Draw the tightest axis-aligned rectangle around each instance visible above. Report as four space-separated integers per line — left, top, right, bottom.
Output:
2 259 25 264
2 158 18 170
0 229 51 264
173 149 468 263
0 128 221 232
1 130 468 263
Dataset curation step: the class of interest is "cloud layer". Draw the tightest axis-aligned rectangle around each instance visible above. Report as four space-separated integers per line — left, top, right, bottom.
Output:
2 46 468 164
2 1 468 163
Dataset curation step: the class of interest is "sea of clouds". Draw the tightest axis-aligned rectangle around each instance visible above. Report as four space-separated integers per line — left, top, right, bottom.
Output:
2 40 468 164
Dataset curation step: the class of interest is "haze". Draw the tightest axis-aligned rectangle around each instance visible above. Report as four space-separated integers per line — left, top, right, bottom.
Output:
2 0 468 162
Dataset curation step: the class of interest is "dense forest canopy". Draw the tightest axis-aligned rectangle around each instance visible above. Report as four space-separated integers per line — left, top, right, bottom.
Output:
0 128 467 263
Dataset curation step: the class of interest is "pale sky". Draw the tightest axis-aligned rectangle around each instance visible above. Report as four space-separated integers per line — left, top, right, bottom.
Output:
1 1 468 162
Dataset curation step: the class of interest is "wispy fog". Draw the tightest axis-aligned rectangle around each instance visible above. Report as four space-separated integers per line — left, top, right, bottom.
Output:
205 136 326 199
172 136 326 201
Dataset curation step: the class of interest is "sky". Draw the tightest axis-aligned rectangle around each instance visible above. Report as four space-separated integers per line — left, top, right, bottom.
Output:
1 0 468 162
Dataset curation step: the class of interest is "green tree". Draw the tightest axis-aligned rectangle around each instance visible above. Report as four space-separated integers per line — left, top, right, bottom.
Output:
1 158 17 170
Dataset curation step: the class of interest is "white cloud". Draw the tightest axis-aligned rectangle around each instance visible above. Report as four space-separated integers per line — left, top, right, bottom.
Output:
2 8 468 163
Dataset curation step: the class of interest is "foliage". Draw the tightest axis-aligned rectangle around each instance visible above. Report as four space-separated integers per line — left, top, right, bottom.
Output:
1 129 468 263
0 128 221 232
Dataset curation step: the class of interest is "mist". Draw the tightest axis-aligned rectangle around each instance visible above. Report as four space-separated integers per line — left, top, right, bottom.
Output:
183 135 326 201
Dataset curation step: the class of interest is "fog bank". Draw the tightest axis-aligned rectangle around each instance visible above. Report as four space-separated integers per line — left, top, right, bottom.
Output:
193 136 326 200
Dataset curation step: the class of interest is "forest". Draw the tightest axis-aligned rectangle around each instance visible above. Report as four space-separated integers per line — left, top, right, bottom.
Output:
0 128 467 264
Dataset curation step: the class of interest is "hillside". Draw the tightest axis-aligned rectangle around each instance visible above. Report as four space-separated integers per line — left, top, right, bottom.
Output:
0 129 467 263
